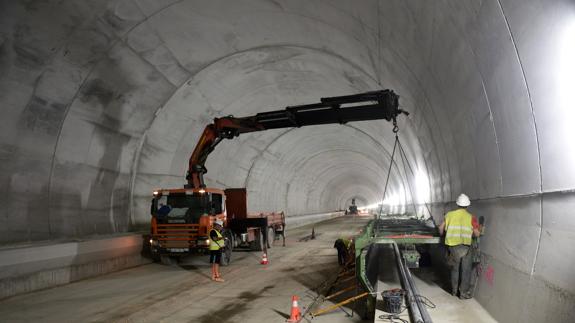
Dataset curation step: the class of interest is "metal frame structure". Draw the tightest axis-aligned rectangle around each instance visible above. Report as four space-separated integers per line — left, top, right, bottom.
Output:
354 216 440 321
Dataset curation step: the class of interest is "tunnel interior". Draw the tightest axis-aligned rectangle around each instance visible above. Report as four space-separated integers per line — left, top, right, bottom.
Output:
1 0 574 321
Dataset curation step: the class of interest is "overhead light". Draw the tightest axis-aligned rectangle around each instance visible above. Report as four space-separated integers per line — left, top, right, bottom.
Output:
198 188 206 194
557 18 575 165
559 19 575 105
414 169 430 204
153 191 159 196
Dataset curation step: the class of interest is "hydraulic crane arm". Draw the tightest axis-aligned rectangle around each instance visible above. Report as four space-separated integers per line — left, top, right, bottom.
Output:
186 90 408 189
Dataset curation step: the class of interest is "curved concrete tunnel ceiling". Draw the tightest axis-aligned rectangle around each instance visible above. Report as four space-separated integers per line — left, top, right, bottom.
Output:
1 0 575 321
131 42 424 221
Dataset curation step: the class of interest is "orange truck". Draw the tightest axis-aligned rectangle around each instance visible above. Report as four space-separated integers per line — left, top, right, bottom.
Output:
149 187 284 265
148 90 407 265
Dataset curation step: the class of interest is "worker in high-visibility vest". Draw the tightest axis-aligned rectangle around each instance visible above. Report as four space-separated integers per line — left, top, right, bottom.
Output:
333 237 354 266
209 220 225 282
438 193 481 299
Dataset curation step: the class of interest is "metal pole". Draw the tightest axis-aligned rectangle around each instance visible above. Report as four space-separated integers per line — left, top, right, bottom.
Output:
392 242 424 323
311 292 370 317
402 251 433 322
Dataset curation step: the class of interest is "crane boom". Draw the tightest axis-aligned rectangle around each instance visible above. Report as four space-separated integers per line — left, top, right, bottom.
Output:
186 90 408 188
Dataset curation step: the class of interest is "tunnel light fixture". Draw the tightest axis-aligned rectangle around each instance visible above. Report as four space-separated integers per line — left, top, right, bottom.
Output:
559 19 575 104
556 17 575 114
414 169 431 204
363 202 383 210
383 191 403 206
554 15 575 169
558 18 575 127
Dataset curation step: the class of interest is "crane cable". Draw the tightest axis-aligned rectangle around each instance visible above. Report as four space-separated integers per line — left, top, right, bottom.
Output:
377 119 434 219
377 128 399 217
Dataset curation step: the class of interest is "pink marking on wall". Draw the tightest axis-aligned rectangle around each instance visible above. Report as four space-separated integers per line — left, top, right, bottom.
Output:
484 265 494 286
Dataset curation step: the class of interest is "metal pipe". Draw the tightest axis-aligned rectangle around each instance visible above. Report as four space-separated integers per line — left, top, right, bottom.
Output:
392 242 424 323
402 250 433 322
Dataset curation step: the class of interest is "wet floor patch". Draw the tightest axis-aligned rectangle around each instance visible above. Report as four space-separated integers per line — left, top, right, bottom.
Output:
194 285 276 323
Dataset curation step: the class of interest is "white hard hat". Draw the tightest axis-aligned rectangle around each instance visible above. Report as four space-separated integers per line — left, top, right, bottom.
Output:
214 220 224 226
456 194 471 207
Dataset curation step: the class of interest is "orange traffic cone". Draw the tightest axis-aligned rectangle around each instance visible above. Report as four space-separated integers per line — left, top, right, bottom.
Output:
261 252 269 265
286 295 301 322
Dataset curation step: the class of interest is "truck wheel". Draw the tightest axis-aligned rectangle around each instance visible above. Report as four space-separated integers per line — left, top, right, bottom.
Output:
267 227 275 249
221 246 232 266
250 230 264 251
151 248 160 262
225 230 235 250
221 231 233 266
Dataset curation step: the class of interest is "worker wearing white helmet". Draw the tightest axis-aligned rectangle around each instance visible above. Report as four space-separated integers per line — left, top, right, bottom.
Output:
209 219 225 282
438 194 481 299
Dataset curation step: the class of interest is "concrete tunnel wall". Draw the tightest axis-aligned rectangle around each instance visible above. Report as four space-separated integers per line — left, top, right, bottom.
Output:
0 0 574 321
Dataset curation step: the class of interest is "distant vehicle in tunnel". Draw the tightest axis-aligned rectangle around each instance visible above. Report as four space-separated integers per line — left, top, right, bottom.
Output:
148 90 408 265
346 198 358 215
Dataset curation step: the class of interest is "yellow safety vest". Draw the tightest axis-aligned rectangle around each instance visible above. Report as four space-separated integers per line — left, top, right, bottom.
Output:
342 238 352 250
209 229 223 251
444 209 473 246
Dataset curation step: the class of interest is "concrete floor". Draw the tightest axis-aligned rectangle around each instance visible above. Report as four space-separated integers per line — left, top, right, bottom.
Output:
2 1 574 321
0 216 495 323
373 244 496 323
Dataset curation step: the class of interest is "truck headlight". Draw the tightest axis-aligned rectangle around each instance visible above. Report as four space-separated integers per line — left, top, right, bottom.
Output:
197 238 210 246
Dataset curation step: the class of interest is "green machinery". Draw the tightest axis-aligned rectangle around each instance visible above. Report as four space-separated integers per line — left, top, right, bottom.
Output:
354 215 440 317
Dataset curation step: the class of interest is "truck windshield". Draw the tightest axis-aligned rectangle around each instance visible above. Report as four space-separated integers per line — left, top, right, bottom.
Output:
154 193 223 223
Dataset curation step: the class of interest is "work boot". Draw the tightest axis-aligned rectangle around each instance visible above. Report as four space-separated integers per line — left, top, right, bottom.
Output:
459 292 472 299
451 287 458 297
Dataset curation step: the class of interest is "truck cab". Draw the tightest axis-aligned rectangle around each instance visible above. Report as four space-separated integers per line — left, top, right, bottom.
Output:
149 188 228 263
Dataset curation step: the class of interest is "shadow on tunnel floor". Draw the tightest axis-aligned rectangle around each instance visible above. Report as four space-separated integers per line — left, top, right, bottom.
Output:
411 245 452 294
194 284 277 323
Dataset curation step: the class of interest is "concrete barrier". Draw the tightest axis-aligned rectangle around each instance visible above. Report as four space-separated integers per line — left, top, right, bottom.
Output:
285 211 345 229
0 234 149 300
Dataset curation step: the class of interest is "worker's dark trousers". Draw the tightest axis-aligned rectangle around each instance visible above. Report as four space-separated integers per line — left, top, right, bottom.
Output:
334 239 346 265
448 245 472 296
336 247 346 265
